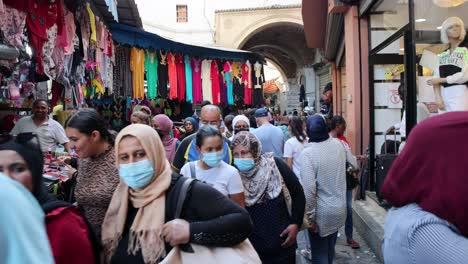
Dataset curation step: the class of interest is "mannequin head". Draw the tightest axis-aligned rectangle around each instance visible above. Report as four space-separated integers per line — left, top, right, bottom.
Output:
441 17 466 44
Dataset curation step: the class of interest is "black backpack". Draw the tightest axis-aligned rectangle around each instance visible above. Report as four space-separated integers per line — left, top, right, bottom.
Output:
42 200 101 263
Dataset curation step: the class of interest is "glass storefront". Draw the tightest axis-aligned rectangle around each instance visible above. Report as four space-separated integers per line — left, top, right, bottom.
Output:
364 0 468 192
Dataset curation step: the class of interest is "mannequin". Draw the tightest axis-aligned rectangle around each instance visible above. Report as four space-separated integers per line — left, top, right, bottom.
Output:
427 17 468 111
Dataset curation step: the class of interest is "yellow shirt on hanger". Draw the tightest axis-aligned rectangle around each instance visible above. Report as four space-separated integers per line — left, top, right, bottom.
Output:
86 3 97 42
130 48 145 99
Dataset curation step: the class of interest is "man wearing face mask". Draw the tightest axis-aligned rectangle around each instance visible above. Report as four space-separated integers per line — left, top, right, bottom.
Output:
172 105 233 172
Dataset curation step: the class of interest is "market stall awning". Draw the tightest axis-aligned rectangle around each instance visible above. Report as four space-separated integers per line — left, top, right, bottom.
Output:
302 0 328 48
109 23 264 62
263 78 281 94
92 0 143 29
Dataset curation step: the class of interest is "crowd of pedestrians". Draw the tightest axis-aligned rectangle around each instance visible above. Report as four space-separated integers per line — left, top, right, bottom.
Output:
0 98 365 264
4 90 466 264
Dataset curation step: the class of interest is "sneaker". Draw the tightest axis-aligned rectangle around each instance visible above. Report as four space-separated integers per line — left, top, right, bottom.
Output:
300 249 312 260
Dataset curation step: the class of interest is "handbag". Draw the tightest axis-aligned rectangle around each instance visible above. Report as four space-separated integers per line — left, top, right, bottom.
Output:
161 175 261 264
274 158 311 231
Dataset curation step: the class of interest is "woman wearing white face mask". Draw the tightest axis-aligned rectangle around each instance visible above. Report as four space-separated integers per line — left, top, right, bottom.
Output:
232 131 305 264
102 124 253 263
180 126 245 207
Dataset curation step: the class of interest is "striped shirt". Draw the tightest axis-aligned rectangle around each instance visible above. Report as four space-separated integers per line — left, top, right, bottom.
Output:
384 203 468 264
299 137 355 237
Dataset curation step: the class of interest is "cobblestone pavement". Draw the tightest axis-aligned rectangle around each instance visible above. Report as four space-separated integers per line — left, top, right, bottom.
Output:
296 227 382 264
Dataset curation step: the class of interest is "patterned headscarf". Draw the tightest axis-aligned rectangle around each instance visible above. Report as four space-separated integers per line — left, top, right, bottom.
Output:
232 132 282 206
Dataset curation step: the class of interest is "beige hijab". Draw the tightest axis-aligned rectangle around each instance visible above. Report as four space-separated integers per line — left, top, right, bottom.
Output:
102 124 172 263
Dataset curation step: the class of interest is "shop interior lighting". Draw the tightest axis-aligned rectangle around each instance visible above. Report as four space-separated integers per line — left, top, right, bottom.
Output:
433 0 467 7
437 26 443 29
415 18 427 23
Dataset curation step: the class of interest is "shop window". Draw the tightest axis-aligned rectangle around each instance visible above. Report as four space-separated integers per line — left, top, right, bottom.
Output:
370 36 405 156
369 0 409 50
176 5 188 23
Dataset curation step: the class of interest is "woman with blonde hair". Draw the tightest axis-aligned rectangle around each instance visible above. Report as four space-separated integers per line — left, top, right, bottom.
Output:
427 16 468 111
102 124 253 263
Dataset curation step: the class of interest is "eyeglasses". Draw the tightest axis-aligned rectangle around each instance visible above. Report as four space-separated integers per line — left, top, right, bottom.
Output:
0 132 40 146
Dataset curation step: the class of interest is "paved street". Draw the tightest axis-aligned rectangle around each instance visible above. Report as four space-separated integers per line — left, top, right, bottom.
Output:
296 227 381 264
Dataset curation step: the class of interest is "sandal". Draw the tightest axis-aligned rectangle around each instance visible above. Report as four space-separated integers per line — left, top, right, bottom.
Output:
347 239 361 249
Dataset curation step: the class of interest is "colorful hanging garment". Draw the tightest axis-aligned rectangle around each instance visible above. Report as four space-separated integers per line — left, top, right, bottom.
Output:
218 60 227 105
253 61 265 107
242 60 253 105
201 59 213 103
145 50 158 99
0 5 27 50
211 60 221 105
175 53 186 102
191 57 203 104
224 61 234 105
86 3 97 42
158 51 169 98
130 47 145 99
168 52 178 100
185 55 193 103
232 62 244 103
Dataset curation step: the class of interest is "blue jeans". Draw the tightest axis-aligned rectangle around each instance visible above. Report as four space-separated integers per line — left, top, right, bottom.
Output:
345 190 353 240
308 231 338 264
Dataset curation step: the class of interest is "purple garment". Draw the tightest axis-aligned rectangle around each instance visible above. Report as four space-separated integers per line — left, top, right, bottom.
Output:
220 74 228 106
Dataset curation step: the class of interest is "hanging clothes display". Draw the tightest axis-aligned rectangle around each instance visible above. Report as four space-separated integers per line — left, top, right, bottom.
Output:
130 47 145 99
202 59 213 103
242 60 253 105
253 61 265 107
191 57 202 104
86 3 97 42
232 62 244 103
76 4 90 61
184 55 193 103
113 45 132 97
144 50 158 99
56 7 76 55
175 53 186 102
224 61 234 105
158 50 169 98
211 60 221 105
0 5 27 50
217 60 227 105
168 52 178 100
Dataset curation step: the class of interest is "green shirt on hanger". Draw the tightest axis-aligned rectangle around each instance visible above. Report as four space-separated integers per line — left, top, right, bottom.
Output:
145 50 158 99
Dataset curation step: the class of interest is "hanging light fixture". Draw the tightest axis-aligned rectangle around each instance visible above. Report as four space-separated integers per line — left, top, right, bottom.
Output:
433 0 467 7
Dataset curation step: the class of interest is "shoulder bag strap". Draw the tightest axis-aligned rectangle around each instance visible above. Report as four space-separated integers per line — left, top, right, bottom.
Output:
174 178 194 219
189 161 196 179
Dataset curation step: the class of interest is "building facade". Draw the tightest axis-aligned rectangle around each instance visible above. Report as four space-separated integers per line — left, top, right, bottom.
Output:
303 0 468 193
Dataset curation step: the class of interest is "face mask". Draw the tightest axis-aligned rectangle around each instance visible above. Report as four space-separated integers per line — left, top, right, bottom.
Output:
234 158 255 172
119 159 155 189
156 129 165 139
201 151 224 167
234 128 249 134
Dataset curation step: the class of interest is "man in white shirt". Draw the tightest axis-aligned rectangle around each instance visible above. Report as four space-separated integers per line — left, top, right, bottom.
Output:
11 99 70 153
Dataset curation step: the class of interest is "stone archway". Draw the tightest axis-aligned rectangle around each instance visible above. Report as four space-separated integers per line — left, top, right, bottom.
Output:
215 5 315 112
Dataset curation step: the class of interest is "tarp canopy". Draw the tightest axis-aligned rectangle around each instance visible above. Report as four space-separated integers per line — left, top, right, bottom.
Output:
109 23 265 62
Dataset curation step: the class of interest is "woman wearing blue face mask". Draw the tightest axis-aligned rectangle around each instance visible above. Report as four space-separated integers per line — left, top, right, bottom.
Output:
180 125 245 207
102 124 253 263
232 131 305 264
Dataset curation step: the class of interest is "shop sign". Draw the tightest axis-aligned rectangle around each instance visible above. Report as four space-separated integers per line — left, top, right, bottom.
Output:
384 64 405 80
387 85 402 109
